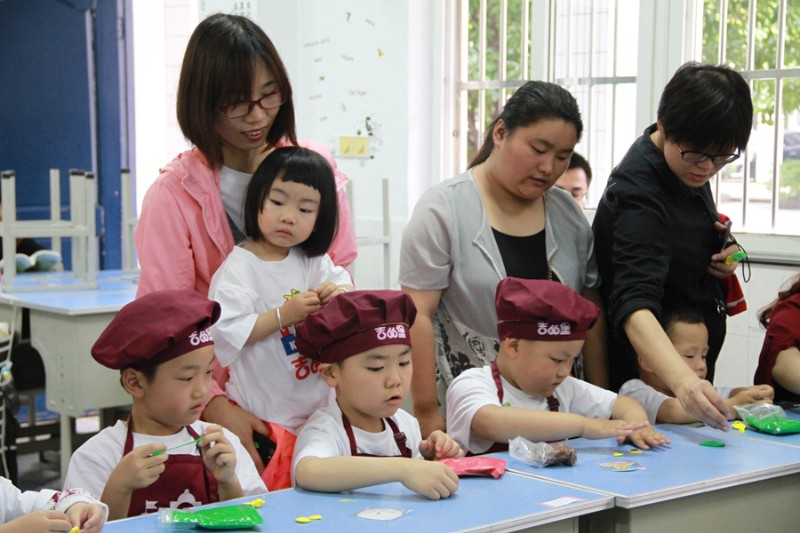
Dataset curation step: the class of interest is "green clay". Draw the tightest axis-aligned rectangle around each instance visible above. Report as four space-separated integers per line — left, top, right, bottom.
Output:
166 504 264 529
745 414 800 435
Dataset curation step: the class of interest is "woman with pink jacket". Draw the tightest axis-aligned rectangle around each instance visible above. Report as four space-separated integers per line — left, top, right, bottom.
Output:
134 13 356 474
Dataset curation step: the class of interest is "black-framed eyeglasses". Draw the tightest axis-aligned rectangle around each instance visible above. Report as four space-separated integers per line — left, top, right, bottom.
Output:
676 143 740 165
222 91 284 119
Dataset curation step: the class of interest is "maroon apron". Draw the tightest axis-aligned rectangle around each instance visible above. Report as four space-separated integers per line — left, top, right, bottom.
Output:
341 412 412 458
480 360 560 454
123 420 219 517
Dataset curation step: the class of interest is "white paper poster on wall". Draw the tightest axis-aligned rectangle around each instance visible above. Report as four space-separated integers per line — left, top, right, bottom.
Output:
199 0 258 20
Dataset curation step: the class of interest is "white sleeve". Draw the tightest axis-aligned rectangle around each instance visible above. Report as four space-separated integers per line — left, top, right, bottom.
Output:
208 262 261 366
63 433 120 504
561 378 618 419
49 488 109 523
715 386 734 400
291 417 349 481
445 370 499 454
0 477 56 523
618 379 669 426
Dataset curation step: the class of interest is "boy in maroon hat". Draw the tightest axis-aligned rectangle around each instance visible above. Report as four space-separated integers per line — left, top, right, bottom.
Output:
292 290 464 500
64 290 266 520
447 278 670 455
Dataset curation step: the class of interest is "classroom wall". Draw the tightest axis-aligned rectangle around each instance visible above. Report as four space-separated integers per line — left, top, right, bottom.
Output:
257 0 442 290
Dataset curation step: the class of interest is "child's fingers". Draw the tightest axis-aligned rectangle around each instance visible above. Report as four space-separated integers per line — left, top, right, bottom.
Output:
139 442 167 457
200 429 229 447
626 432 651 450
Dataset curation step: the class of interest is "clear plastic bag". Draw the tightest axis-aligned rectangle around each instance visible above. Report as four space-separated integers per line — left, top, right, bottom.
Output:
438 456 506 478
508 436 577 467
734 402 800 435
158 504 264 529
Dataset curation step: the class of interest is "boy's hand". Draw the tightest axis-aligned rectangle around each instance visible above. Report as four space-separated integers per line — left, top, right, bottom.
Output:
622 425 671 450
281 291 321 325
419 430 465 460
399 460 459 500
199 425 238 484
64 502 106 533
0 510 72 532
315 282 351 305
581 418 649 440
731 385 774 409
108 443 169 492
202 396 270 472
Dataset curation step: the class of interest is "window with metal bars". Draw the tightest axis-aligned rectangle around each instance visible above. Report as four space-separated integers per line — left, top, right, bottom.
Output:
451 0 800 237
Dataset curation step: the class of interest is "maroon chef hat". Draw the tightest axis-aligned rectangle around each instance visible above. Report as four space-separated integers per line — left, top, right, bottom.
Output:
495 278 599 341
91 289 220 370
295 290 417 363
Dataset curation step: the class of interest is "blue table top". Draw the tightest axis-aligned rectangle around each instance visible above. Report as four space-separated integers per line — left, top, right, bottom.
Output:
490 423 800 508
102 473 613 532
0 270 137 315
698 405 800 448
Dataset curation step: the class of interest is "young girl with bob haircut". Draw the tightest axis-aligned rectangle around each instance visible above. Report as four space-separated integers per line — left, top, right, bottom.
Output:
134 13 356 472
400 81 608 438
592 62 754 430
209 146 354 490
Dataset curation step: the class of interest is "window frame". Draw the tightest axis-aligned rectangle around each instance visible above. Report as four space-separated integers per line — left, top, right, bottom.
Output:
443 0 800 261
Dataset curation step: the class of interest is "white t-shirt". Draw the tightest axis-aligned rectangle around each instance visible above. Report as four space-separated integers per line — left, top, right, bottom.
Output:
619 379 734 425
64 420 266 506
0 478 108 524
209 246 350 433
218 165 250 234
446 366 618 454
292 402 423 482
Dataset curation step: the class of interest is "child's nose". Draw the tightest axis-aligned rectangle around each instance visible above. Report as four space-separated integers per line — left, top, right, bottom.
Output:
194 379 210 398
385 367 402 387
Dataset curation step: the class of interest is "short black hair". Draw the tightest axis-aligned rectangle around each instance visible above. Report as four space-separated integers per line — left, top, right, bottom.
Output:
243 147 338 257
658 62 753 154
470 81 583 168
568 152 592 185
660 304 705 336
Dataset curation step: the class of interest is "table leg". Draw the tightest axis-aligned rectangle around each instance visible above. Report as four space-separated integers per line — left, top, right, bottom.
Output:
59 414 71 486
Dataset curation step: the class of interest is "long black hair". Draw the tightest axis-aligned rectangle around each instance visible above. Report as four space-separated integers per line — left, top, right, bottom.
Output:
469 81 583 168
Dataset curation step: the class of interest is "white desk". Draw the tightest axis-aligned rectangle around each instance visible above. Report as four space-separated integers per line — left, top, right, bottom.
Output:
491 424 800 532
0 270 137 479
103 473 614 533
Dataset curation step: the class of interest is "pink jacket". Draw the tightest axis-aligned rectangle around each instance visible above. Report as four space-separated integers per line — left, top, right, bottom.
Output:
134 141 357 298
